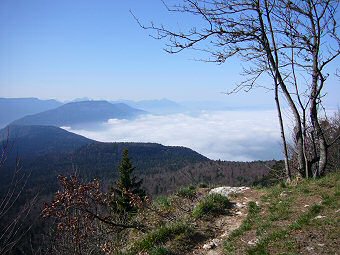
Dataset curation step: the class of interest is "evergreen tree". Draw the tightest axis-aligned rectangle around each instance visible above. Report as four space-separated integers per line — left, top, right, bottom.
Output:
113 149 146 213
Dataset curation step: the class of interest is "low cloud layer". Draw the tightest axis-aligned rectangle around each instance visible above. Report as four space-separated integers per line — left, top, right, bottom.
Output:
63 111 283 161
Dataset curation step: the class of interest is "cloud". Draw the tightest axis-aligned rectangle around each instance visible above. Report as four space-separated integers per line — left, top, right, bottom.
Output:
62 110 283 161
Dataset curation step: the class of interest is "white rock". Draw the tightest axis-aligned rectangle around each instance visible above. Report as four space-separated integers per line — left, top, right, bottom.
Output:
212 239 221 246
247 239 258 245
280 191 289 197
314 215 326 219
235 211 243 216
203 239 221 250
203 241 216 250
209 186 250 197
235 202 245 208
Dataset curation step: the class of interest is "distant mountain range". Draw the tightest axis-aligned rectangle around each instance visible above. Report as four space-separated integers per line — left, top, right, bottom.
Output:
112 98 186 115
10 100 146 127
0 97 275 129
0 98 62 128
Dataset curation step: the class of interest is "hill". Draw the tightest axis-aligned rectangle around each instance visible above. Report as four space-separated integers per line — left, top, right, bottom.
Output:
0 125 211 193
10 100 146 127
0 124 270 197
0 125 93 160
81 171 339 255
0 98 62 128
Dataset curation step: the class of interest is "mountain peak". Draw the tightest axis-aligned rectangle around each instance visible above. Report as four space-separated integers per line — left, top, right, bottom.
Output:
10 100 146 127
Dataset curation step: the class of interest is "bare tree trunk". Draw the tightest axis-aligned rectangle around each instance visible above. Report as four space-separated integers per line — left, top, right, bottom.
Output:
310 97 328 177
275 85 291 181
308 1 328 177
263 0 291 181
257 3 305 177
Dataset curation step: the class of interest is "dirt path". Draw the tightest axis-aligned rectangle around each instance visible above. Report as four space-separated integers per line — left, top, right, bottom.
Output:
189 189 263 255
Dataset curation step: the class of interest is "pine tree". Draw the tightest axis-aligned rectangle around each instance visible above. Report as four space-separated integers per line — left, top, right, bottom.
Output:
113 149 146 213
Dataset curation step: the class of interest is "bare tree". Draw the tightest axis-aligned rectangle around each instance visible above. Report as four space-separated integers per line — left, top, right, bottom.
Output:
134 0 340 179
0 131 37 254
42 174 146 254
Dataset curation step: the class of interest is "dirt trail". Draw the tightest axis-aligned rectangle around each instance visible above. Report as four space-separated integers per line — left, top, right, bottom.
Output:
189 189 263 255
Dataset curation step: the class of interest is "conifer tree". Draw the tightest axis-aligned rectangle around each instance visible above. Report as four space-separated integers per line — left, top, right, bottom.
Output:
113 149 145 213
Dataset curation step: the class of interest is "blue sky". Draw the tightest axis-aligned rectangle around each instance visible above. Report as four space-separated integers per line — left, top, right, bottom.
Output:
0 0 339 108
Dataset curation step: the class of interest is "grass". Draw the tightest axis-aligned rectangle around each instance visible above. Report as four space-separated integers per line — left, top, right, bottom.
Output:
192 193 231 219
154 195 172 210
176 185 197 199
223 171 340 255
289 204 323 230
127 222 192 254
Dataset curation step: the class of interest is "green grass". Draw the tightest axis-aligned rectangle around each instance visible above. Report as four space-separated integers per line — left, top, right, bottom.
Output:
224 171 340 255
192 193 231 219
176 185 197 199
289 204 323 230
154 196 172 210
127 222 192 254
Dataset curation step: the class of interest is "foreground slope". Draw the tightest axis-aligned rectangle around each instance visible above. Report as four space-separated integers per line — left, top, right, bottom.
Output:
120 171 339 255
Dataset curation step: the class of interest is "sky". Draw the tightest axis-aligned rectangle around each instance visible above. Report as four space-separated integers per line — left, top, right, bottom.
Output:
0 0 243 103
1 0 338 107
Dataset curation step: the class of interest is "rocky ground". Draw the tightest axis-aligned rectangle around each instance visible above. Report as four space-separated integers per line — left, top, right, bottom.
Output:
190 187 263 255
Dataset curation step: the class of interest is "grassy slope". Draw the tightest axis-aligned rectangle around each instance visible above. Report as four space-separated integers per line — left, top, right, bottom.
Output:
224 171 340 255
120 171 339 255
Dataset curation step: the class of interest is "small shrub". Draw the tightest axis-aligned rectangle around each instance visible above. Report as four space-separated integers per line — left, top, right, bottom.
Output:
129 222 191 253
192 193 230 219
248 201 261 215
155 196 171 209
198 183 208 188
176 186 196 198
269 199 292 221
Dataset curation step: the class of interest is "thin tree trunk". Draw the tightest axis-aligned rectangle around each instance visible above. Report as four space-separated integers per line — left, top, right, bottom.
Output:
308 1 328 177
275 85 291 181
257 4 305 177
263 0 291 181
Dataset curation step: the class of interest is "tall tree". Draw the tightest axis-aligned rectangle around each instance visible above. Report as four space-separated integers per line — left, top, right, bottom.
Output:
136 0 340 179
113 149 146 213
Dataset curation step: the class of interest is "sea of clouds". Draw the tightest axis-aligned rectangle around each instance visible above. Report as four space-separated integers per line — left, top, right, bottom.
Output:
63 110 285 161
